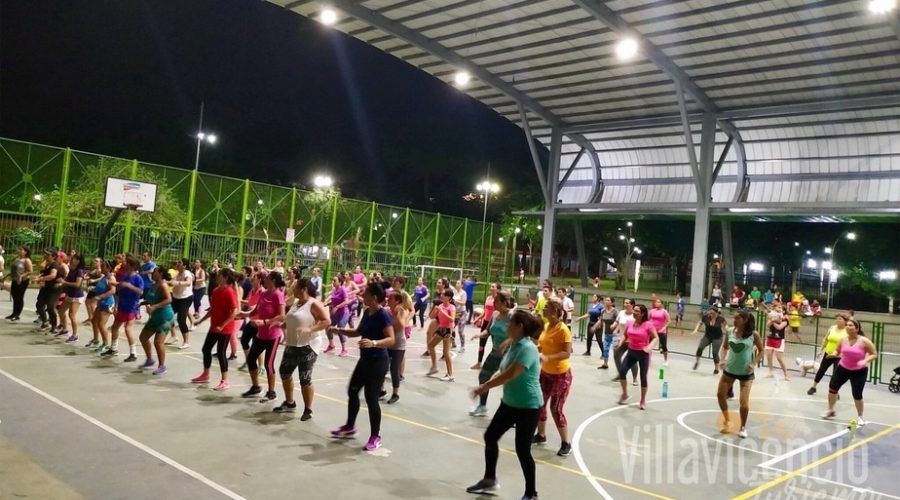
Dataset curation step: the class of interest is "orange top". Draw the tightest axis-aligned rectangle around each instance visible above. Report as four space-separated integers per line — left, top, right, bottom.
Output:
539 322 572 375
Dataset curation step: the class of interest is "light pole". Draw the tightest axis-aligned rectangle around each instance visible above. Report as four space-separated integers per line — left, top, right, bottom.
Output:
193 102 217 171
825 231 857 308
617 222 641 291
476 175 500 278
184 101 217 258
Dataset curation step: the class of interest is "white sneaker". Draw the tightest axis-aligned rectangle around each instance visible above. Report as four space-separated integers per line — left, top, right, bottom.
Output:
856 418 867 428
440 375 455 382
178 343 190 350
664 361 669 367
738 428 748 439
469 405 488 417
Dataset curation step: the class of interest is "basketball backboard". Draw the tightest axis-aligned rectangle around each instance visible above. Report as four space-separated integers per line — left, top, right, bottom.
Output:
104 177 157 212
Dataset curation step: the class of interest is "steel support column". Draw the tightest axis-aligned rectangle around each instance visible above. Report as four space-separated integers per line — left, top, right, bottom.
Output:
689 113 717 304
720 221 735 297
519 104 550 203
573 220 589 288
539 128 562 283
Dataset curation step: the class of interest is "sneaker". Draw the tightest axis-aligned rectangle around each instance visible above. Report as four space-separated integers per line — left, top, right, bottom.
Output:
228 354 238 361
273 401 297 413
101 348 118 357
140 358 156 369
426 368 439 376
617 394 631 405
124 353 137 362
531 434 547 446
807 387 817 395
738 428 748 439
363 435 382 451
598 364 609 370
713 369 720 375
856 418 868 428
95 344 107 353
330 425 357 438
471 362 482 370
387 394 399 405
65 335 78 343
55 330 69 337
339 350 349 357
469 405 488 417
241 386 262 398
152 366 167 376
191 373 210 384
259 390 277 403
324 344 335 354
458 346 465 354
178 343 190 350
466 479 499 495
557 442 572 457
582 351 591 356
440 375 455 382
85 340 98 348
300 408 313 421
664 361 669 367
822 409 836 420
33 319 42 325
213 380 230 391
632 379 638 386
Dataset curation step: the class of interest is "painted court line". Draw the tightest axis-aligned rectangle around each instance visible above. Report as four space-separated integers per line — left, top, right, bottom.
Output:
757 428 849 468
732 421 900 500
759 465 900 500
0 367 248 500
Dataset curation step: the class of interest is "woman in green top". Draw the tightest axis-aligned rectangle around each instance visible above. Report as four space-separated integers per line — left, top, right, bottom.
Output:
717 311 764 439
138 266 175 376
468 310 544 500
469 290 513 417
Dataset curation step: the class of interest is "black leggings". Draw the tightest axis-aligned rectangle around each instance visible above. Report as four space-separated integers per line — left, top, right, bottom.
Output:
620 349 650 388
247 337 279 374
614 340 638 378
202 333 230 371
658 332 668 354
484 402 539 498
36 287 61 328
814 356 840 384
829 365 868 400
11 279 29 318
477 320 491 363
465 300 474 321
388 349 405 390
584 322 600 354
413 302 427 327
192 288 205 314
240 322 258 350
346 357 389 436
172 297 192 334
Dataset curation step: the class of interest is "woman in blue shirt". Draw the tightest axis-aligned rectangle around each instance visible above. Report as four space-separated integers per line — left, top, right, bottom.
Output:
468 310 544 500
328 282 395 452
89 260 116 352
574 294 603 357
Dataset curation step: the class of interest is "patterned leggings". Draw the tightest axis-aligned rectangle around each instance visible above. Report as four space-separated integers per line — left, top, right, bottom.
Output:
538 370 573 426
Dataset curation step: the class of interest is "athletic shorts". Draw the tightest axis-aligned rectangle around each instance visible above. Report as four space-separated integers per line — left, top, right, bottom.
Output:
146 316 176 335
115 311 138 323
86 290 98 299
279 345 317 385
435 327 453 338
96 302 113 313
723 370 755 382
765 337 784 352
65 296 85 304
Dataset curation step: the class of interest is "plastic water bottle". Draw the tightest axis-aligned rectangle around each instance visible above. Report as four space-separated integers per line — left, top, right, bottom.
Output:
662 381 669 398
849 418 858 440
659 367 665 380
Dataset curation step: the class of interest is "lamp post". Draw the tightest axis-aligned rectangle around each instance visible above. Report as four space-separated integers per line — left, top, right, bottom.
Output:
825 231 857 308
193 102 217 171
476 174 500 278
617 222 641 291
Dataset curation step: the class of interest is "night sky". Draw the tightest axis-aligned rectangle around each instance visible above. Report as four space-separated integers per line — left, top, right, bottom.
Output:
0 0 542 219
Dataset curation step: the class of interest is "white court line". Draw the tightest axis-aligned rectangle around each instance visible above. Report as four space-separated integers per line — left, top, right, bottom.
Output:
760 464 900 500
758 428 849 468
0 367 247 500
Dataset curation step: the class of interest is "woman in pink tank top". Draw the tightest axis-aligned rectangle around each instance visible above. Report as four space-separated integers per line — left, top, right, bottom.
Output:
822 319 877 427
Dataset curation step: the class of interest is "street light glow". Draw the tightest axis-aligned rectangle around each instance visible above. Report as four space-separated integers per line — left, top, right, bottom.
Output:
822 261 833 270
476 181 500 194
626 221 633 227
618 234 625 240
454 71 472 87
868 0 897 14
603 246 608 251
712 254 719 259
313 175 334 189
319 8 338 25
615 37 639 60
206 134 217 144
391 212 399 219
257 199 263 206
805 250 811 255
794 241 800 247
537 225 542 230
824 247 832 254
514 227 521 234
878 270 897 281
846 232 857 241
629 237 635 243
807 259 818 269
749 262 765 272
498 237 504 242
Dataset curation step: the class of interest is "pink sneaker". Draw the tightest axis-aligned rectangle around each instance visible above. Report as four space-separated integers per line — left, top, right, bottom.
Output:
339 350 349 357
330 425 357 438
213 380 230 391
191 373 210 384
364 435 382 451
324 344 335 354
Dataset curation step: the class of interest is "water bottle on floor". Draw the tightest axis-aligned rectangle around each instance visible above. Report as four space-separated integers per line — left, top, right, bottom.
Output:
662 381 669 398
659 367 665 380
849 418 858 440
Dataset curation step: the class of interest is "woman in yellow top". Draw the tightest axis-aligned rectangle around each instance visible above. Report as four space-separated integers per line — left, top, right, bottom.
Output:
532 300 574 457
788 304 802 343
807 313 849 395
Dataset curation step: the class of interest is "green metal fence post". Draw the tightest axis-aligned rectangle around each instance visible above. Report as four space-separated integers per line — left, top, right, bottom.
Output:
122 159 139 253
460 219 468 271
366 201 376 271
486 223 494 282
54 148 72 248
286 187 297 264
400 208 410 273
432 213 441 266
325 194 339 280
182 168 199 258
236 179 250 267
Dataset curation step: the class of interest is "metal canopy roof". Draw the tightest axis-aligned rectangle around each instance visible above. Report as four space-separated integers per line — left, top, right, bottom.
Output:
269 0 900 217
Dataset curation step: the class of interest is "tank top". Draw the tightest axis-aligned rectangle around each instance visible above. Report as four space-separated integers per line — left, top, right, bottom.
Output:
10 257 26 281
488 310 510 356
390 306 407 351
724 328 754 376
283 299 322 353
146 284 174 321
838 338 866 371
823 325 848 355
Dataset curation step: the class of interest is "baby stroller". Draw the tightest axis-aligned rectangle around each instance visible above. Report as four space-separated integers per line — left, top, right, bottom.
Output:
890 367 900 394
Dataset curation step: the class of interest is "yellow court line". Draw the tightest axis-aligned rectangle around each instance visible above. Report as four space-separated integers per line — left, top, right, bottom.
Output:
313 392 674 500
732 422 900 500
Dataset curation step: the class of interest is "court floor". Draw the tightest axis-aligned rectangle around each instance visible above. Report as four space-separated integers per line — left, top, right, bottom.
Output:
0 290 898 499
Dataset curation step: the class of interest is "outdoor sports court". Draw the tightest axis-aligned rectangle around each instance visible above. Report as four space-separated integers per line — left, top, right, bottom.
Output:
1 290 897 500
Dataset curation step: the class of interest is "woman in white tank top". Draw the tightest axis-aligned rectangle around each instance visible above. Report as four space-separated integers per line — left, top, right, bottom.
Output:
275 277 331 420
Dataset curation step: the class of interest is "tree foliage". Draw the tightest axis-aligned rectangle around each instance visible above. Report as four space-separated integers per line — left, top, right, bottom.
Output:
31 158 187 231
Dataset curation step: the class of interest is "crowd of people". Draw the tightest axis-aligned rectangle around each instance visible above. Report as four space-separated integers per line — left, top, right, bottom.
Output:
0 244 880 500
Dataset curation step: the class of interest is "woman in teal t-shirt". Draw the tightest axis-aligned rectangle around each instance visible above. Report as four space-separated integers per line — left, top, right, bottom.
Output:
138 266 175 376
469 290 513 417
717 310 763 439
468 310 544 500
